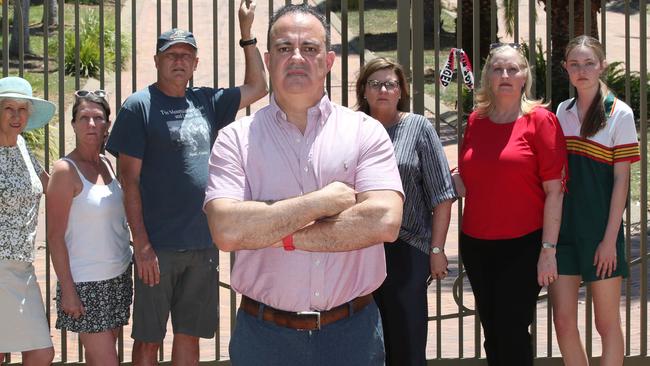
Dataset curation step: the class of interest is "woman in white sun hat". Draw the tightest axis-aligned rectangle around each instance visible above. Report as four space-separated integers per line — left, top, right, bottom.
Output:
0 76 56 365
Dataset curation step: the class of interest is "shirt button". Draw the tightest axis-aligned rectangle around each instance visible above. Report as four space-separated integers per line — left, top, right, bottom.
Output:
315 259 320 266
315 292 320 297
304 166 309 172
296 138 301 143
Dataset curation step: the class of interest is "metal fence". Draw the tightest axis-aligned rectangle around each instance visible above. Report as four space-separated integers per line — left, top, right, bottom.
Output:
1 0 648 364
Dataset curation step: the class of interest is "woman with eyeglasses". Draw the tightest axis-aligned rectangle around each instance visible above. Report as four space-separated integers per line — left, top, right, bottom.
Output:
0 76 55 365
47 90 132 364
454 44 567 365
551 36 638 366
355 57 457 366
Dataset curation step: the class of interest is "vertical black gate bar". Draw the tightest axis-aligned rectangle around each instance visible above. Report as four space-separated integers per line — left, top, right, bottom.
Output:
115 0 122 111
568 0 575 99
433 0 443 359
118 0 128 363
491 0 496 44
471 0 481 359
172 0 178 29
513 0 519 42
75 0 80 93
624 0 632 357
229 0 235 89
528 1 537 357
2 0 8 77
188 0 193 89
433 0 441 132
584 1 593 359
229 1 237 347
528 0 536 99
456 0 465 358
639 0 648 357
17 0 24 77
131 0 137 92
57 0 67 360
43 0 52 347
99 0 105 88
412 0 423 114
472 0 480 88
325 0 331 97
341 0 348 106
396 0 410 77
545 0 551 111
358 0 364 67
157 0 161 36
213 1 220 359
600 0 606 53
546 4 553 355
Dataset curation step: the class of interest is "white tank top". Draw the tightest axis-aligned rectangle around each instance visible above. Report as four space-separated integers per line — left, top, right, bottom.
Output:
63 156 132 282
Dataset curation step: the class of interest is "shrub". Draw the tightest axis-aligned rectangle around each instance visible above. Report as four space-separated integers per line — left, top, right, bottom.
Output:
52 10 129 78
604 61 650 121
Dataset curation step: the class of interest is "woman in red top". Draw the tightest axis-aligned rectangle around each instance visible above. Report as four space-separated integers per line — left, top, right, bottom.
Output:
454 44 567 365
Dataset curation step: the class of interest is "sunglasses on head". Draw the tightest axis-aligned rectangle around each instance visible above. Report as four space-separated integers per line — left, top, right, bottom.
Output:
489 42 521 50
75 89 107 99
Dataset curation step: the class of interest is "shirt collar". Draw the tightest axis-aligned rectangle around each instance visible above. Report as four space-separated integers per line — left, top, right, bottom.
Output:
565 91 617 118
269 92 333 126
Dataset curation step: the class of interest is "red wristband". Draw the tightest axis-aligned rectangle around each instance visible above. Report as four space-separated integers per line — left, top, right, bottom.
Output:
282 234 295 251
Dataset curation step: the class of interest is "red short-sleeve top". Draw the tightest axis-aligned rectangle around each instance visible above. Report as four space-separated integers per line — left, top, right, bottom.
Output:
459 107 567 240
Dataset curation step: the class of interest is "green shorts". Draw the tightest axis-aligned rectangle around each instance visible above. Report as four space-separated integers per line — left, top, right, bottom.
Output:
556 238 629 282
132 247 219 342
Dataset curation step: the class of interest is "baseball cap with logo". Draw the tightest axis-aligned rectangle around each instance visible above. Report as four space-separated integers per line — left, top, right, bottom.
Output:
156 28 198 53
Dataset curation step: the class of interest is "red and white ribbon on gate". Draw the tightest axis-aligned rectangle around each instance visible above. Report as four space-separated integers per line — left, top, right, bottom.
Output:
439 48 474 90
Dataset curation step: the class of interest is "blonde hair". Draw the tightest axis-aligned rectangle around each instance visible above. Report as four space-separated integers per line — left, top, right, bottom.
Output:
474 45 547 117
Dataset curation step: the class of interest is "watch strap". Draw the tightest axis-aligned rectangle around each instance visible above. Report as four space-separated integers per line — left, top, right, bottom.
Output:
239 37 258 48
542 242 556 249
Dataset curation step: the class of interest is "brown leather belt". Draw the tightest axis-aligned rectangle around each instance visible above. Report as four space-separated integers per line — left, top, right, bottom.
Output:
240 294 373 331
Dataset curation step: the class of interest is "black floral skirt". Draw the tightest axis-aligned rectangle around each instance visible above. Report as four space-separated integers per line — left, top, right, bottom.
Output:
55 266 133 333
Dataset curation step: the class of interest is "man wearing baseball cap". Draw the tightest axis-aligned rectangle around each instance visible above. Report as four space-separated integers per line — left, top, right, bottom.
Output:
106 1 267 364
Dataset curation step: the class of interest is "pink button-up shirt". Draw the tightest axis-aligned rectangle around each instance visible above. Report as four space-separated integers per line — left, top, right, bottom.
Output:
204 94 403 312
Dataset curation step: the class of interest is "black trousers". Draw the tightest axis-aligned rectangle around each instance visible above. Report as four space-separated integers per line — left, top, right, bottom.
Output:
373 239 430 366
460 230 542 366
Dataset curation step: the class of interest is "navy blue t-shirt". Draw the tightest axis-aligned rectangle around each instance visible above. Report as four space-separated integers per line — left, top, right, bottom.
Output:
106 84 241 251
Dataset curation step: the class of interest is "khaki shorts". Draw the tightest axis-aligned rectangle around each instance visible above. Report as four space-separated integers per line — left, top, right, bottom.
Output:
0 260 53 352
131 247 219 342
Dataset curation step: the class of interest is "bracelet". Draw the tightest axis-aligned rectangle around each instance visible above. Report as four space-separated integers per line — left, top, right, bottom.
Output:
239 37 257 48
542 242 556 249
282 234 295 251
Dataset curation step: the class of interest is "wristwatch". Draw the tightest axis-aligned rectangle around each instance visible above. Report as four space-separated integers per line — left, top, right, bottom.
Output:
542 242 557 249
431 246 444 254
239 37 258 48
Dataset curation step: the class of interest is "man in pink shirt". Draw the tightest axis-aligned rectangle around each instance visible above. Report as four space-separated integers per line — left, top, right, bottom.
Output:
203 4 404 366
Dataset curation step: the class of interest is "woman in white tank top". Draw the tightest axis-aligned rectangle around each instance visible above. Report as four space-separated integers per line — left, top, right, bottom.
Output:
46 91 132 365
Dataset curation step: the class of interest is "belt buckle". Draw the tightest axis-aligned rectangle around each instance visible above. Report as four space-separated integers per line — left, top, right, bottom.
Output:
297 311 321 330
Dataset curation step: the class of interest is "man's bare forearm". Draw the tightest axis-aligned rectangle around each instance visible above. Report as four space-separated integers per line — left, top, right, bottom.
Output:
293 191 403 252
121 178 149 247
206 182 356 251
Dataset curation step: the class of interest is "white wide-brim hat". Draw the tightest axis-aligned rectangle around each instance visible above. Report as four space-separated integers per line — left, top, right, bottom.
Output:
0 76 56 131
